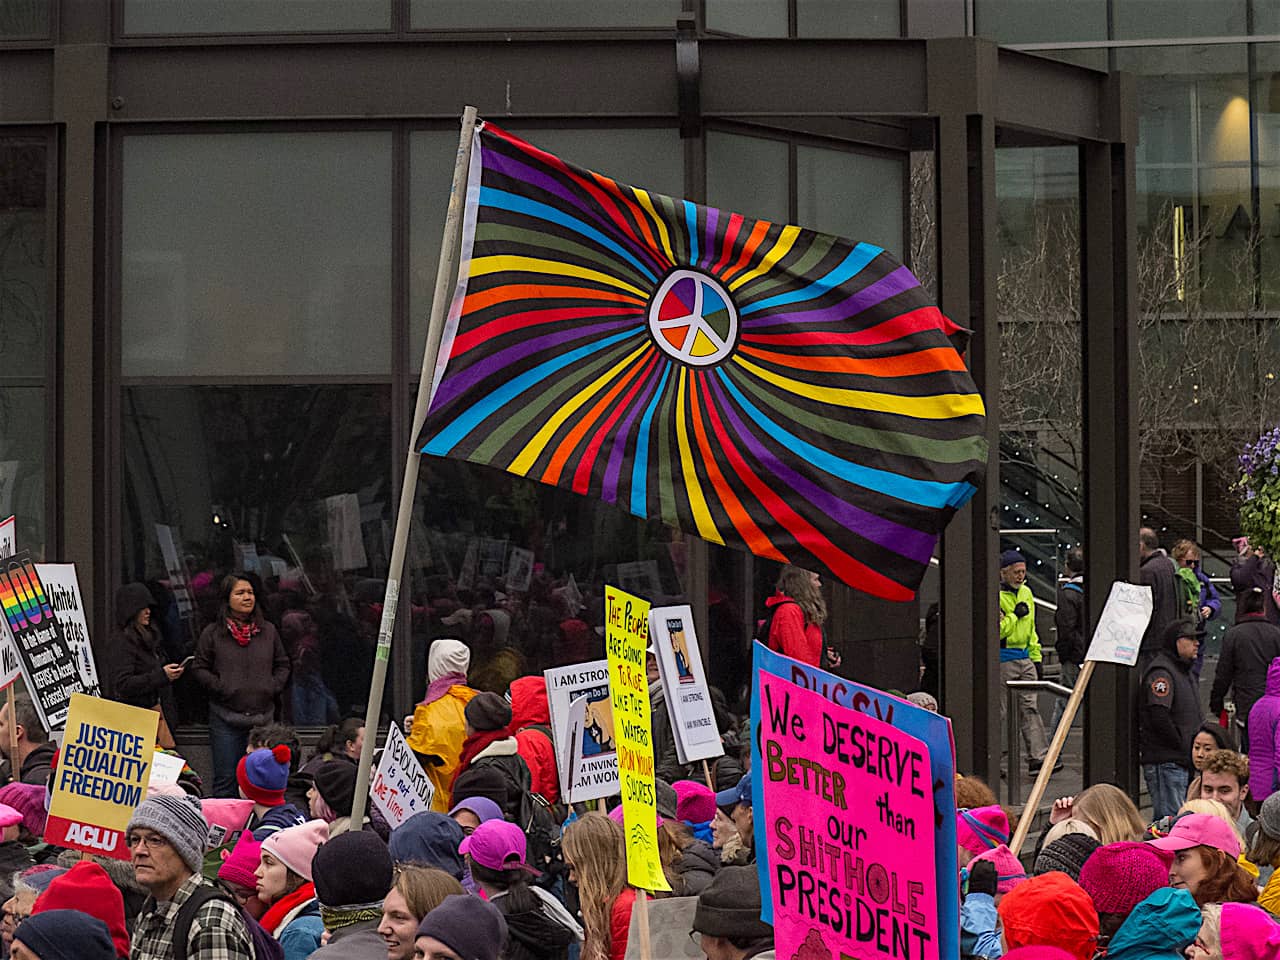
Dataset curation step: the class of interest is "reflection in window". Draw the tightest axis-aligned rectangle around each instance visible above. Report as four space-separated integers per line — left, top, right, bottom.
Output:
121 385 393 726
1112 0 1246 41
0 1 49 38
409 126 683 370
410 0 680 29
704 0 787 36
0 388 44 555
976 0 1106 43
706 131 789 224
404 459 688 700
122 132 393 377
1258 45 1280 308
122 0 391 35
796 0 899 37
795 145 905 255
0 138 48 555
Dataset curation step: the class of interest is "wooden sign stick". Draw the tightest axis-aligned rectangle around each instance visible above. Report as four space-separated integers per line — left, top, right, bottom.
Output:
1008 660 1097 857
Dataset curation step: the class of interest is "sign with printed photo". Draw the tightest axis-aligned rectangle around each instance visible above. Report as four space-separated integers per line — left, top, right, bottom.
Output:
544 659 618 803
36 564 101 698
649 605 723 765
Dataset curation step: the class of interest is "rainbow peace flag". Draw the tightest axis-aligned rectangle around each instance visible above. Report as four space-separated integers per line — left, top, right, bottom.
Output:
419 123 987 601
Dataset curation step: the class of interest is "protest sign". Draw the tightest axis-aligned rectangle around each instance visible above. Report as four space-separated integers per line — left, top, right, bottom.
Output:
545 659 618 802
36 564 101 697
371 723 436 830
45 694 158 859
506 547 534 592
154 524 195 615
1085 581 1153 666
0 516 13 560
0 626 19 690
0 553 85 729
751 642 958 960
148 751 186 787
604 585 669 892
758 671 939 960
648 605 722 765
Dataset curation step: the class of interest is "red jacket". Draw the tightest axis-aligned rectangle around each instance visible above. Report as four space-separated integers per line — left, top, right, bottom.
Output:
766 593 822 666
509 675 560 803
609 888 639 960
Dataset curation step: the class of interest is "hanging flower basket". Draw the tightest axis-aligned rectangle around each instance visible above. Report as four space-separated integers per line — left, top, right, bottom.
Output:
1237 428 1280 561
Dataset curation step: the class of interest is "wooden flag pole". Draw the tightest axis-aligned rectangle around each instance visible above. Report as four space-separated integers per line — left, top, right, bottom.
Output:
702 758 714 790
634 888 653 960
1008 660 1096 857
351 106 479 828
5 685 16 784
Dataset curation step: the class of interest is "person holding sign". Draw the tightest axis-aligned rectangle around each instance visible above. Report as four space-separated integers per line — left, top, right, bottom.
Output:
562 813 638 960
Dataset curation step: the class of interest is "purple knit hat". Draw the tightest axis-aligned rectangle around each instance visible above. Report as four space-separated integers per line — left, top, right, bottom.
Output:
1078 842 1171 915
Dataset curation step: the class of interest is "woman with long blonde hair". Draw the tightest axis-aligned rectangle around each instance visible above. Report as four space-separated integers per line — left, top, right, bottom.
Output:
562 813 639 960
766 565 832 667
1046 783 1144 848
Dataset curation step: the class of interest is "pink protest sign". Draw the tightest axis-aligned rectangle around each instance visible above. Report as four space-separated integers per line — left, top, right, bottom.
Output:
758 671 939 960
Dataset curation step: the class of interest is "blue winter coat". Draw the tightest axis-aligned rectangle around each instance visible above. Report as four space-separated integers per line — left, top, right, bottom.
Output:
1104 887 1200 960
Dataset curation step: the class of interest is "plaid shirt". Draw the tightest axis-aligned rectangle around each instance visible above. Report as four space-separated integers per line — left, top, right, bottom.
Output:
131 873 255 960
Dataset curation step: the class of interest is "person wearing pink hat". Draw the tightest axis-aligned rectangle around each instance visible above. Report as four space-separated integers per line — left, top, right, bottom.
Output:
1190 902 1280 960
217 830 267 919
0 802 33 895
256 820 328 960
961 845 1027 957
956 805 1011 867
461 819 581 960
1078 841 1173 945
1146 813 1257 907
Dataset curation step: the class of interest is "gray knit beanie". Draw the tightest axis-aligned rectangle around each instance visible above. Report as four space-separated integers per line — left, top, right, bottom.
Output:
126 794 208 874
1260 792 1280 840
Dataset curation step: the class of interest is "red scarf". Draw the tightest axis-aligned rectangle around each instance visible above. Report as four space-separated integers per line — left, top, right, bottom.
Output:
261 881 316 937
226 617 260 647
450 728 511 788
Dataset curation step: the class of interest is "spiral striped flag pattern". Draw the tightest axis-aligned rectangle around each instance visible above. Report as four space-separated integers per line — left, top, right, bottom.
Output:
419 122 987 601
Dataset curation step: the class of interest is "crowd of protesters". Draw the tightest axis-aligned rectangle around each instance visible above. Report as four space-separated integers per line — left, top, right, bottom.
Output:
4 550 1280 959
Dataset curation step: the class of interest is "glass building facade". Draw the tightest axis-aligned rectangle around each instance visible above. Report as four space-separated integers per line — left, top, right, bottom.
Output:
0 0 1139 781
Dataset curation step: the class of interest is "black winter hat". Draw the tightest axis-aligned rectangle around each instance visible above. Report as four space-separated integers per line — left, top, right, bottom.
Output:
115 582 156 627
452 765 509 811
312 830 394 908
313 760 357 818
1160 619 1197 655
693 866 773 940
465 693 512 732
1032 833 1100 882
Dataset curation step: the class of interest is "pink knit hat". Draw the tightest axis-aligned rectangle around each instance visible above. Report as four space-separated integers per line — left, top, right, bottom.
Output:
971 844 1029 894
0 783 47 838
260 820 329 882
0 803 25 829
957 805 1010 856
673 781 716 825
218 830 263 891
1222 903 1280 960
1078 842 1170 915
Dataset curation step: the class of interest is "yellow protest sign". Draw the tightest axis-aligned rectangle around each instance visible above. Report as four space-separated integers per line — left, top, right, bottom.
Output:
45 694 158 860
605 585 670 892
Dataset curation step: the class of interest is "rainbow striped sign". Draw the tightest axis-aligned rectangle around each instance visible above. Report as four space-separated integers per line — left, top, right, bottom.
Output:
0 554 83 728
419 123 987 600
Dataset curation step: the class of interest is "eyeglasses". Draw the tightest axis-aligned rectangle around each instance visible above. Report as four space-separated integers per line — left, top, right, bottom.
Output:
688 932 703 947
128 833 171 851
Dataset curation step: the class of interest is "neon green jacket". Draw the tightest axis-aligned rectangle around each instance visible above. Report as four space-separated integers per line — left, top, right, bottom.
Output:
999 583 1041 662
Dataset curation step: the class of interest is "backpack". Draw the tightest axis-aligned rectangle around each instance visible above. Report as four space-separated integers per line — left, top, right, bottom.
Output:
173 881 285 960
515 789 564 883
1175 567 1202 620
753 600 798 648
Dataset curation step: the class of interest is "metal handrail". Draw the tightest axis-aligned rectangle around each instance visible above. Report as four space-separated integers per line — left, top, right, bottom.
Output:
1006 679 1075 805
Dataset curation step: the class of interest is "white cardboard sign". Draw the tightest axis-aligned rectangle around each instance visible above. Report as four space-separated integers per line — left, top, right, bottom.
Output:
544 660 618 802
36 564 101 698
0 516 13 560
649 605 723 765
371 723 435 829
1085 581 1153 667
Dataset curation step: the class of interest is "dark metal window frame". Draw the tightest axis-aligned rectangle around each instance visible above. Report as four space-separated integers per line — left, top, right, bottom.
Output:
0 125 58 556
